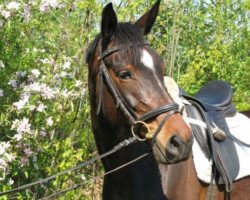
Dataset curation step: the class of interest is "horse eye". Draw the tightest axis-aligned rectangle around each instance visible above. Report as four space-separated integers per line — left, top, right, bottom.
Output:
117 70 132 80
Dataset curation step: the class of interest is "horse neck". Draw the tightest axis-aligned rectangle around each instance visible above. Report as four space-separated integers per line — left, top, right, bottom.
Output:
93 114 168 199
159 155 202 199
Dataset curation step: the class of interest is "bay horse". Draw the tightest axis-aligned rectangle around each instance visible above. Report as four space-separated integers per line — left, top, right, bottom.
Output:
86 1 250 199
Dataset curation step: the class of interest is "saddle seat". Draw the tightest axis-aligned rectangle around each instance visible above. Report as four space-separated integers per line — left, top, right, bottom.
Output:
194 80 236 116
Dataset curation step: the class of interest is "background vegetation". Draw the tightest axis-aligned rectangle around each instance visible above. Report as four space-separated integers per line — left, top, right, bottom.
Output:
0 0 249 199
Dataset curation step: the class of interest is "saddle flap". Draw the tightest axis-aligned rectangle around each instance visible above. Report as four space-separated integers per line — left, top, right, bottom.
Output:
207 110 240 181
185 102 240 192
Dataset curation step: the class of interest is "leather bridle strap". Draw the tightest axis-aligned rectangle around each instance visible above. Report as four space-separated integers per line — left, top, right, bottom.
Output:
138 103 179 122
99 42 150 60
152 110 178 140
99 46 122 60
97 63 137 124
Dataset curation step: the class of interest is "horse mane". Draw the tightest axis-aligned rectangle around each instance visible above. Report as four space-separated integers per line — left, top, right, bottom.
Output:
86 22 144 64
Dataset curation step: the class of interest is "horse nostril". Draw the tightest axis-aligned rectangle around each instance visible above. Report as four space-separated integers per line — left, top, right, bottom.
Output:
164 134 192 163
170 135 183 148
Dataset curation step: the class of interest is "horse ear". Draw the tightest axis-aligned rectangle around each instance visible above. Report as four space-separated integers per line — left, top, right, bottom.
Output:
134 0 160 35
101 3 117 42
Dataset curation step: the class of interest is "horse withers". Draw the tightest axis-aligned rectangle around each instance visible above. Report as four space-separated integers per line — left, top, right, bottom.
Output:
86 1 250 199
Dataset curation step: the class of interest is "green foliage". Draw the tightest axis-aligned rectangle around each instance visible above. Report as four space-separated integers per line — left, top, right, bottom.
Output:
0 0 249 199
153 0 249 110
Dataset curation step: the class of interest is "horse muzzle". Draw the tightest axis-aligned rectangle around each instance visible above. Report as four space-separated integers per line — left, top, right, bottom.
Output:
153 134 193 164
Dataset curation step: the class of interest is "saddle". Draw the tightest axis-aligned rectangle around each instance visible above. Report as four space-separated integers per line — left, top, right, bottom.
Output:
182 80 239 192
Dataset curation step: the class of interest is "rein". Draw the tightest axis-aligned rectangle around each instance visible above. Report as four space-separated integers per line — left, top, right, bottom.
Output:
0 136 139 197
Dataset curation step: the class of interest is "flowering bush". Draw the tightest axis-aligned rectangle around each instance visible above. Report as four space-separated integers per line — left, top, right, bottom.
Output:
0 0 104 199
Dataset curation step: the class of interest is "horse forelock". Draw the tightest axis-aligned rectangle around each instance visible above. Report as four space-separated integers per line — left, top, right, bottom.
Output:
86 22 145 66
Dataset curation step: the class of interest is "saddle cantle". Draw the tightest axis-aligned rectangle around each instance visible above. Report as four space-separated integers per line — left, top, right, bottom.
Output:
182 80 239 192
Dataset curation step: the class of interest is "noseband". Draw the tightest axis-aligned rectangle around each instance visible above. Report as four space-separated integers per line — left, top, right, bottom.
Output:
97 42 179 140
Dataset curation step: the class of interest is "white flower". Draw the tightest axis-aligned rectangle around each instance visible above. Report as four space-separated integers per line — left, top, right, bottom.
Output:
81 174 86 181
16 71 26 78
37 103 47 112
39 3 49 12
13 133 23 141
41 85 57 100
11 119 20 130
0 60 5 69
4 153 15 162
45 0 59 8
29 105 36 111
40 0 59 12
0 89 3 97
6 2 20 10
31 69 40 78
40 58 52 64
1 10 11 19
11 117 32 135
61 89 69 97
62 61 71 70
60 71 68 77
46 117 53 126
0 158 8 170
17 118 31 134
24 147 33 157
75 80 82 87
13 94 30 110
8 178 14 185
8 79 17 89
39 130 47 137
20 157 29 167
81 88 86 96
26 82 42 92
0 142 11 155
25 83 57 100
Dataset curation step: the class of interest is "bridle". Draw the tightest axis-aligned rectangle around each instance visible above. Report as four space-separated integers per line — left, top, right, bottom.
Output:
97 41 180 140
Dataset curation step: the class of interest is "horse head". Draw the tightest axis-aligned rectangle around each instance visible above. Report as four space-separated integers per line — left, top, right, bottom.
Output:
86 0 193 165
